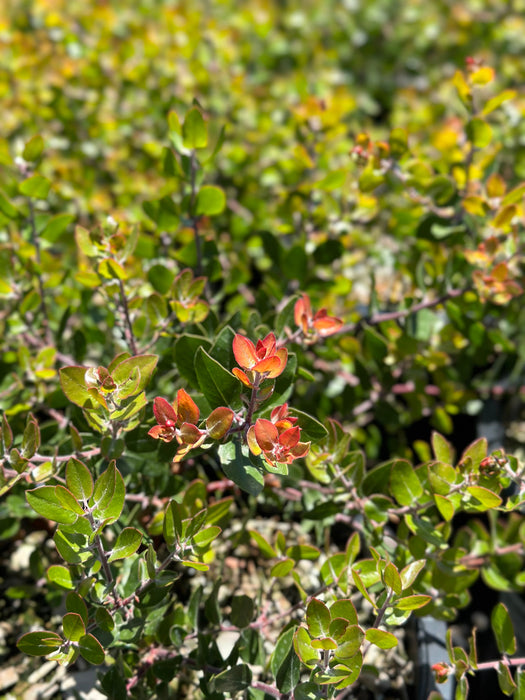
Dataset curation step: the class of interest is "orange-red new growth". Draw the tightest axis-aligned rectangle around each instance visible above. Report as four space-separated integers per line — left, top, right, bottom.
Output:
294 294 343 338
247 403 310 468
148 390 203 445
232 332 287 387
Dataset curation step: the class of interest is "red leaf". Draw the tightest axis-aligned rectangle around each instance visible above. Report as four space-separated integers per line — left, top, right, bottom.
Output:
153 397 177 425
254 419 279 451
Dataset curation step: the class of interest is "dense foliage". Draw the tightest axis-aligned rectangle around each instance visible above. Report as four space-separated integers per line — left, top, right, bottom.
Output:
3 1 525 698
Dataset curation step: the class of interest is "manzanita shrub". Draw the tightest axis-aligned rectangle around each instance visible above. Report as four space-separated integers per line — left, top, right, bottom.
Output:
2 11 525 698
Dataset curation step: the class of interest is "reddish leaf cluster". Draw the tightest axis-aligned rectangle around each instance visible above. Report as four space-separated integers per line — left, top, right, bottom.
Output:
294 294 343 340
232 332 287 387
247 403 310 468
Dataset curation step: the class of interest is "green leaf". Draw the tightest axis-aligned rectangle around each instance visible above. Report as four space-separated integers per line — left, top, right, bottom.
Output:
95 607 115 632
383 562 402 595
66 592 88 627
390 460 423 506
196 185 226 216
193 525 221 548
497 661 517 695
492 603 516 655
26 486 78 524
63 612 86 642
19 175 51 199
288 408 328 443
195 347 241 410
60 366 101 410
272 627 300 693
333 625 365 659
219 441 264 495
231 595 255 628
78 633 105 665
0 190 19 219
164 500 183 549
431 432 454 464
66 457 93 502
17 631 63 656
399 560 426 590
182 107 208 149
91 462 125 523
23 135 45 161
40 213 75 242
466 118 493 148
286 544 320 562
174 335 212 388
111 355 158 394
47 565 75 589
311 637 337 650
364 628 398 649
293 627 319 668
514 667 525 700
55 485 84 516
306 599 331 638
270 558 295 577
330 600 358 625
394 595 431 610
249 530 276 558
108 527 143 562
434 493 456 521
213 664 252 693
466 485 502 510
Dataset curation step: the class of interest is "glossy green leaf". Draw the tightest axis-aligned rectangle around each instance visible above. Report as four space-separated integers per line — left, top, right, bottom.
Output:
249 530 276 558
330 600 358 625
91 462 125 523
78 633 105 665
195 347 241 410
333 625 365 659
17 631 63 656
55 485 84 515
63 612 86 642
111 355 158 394
288 408 328 443
383 562 402 595
66 592 89 627
164 500 183 549
26 486 78 524
390 459 423 506
365 628 398 649
395 595 431 610
272 627 300 693
95 607 114 632
399 560 426 590
497 661 517 695
466 486 502 510
492 603 516 655
212 664 252 693
47 565 75 589
218 441 264 496
108 527 142 562
60 366 101 409
293 627 319 668
192 525 221 548
431 432 454 464
306 598 331 638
